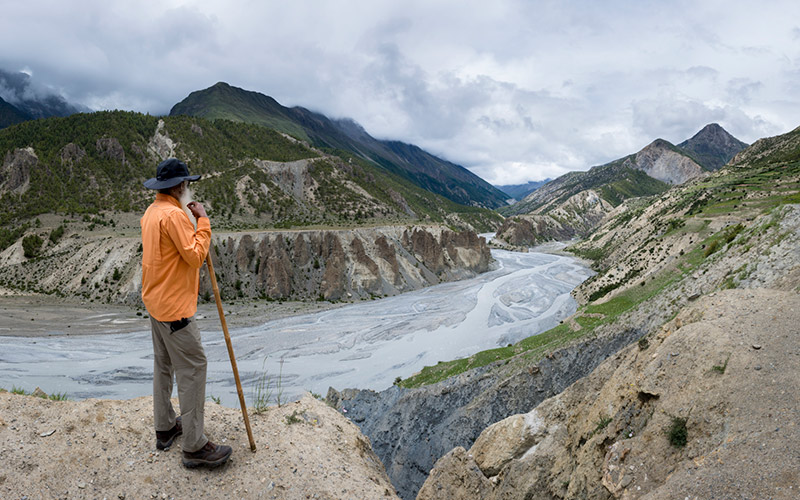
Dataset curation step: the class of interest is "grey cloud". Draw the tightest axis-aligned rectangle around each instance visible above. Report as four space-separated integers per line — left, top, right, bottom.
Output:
1 0 799 184
686 66 719 80
726 78 764 104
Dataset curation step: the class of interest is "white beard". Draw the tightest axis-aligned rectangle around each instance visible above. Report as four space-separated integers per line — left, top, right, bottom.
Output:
179 184 197 228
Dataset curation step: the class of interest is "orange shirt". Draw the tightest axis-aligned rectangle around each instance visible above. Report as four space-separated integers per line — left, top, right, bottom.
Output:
140 193 211 322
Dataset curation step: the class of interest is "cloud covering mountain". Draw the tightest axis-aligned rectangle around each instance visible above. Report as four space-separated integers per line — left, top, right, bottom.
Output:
1 0 798 184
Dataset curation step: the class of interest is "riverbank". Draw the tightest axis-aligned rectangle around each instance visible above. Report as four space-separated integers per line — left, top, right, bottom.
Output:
0 293 345 338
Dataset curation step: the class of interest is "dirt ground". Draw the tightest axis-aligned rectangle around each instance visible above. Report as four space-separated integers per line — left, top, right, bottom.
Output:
0 392 399 500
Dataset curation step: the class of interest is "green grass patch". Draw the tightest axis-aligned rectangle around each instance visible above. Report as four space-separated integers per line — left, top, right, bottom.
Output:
592 415 613 435
711 354 731 374
3 386 68 400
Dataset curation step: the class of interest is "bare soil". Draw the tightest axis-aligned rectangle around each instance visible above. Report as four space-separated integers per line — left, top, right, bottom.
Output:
0 393 399 499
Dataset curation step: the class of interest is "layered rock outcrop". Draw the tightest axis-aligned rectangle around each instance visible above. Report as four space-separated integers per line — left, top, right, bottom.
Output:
327 325 644 500
494 190 613 248
0 225 492 306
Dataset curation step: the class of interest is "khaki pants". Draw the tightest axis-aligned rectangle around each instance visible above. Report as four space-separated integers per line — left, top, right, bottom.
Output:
150 316 208 452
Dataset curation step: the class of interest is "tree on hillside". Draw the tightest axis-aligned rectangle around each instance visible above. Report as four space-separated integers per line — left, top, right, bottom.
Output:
22 234 43 258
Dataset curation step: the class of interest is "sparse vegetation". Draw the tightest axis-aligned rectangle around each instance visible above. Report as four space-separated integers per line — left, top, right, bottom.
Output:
666 415 688 448
285 409 306 425
4 386 68 400
711 354 731 374
48 225 65 244
592 415 613 435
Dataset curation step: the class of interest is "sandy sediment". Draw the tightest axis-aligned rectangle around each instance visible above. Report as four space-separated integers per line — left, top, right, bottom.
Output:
0 295 345 338
0 392 399 499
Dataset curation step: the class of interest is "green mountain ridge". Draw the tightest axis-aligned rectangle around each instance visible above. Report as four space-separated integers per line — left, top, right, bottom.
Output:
0 111 502 253
0 96 32 129
170 82 509 209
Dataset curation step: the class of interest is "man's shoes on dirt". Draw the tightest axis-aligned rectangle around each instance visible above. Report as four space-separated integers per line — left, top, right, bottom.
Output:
155 416 182 450
182 441 233 468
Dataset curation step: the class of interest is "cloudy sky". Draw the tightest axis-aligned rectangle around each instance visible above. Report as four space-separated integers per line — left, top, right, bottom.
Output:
1 0 799 184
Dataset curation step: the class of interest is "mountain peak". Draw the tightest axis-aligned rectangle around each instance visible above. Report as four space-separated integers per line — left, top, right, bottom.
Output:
647 138 675 150
678 124 748 171
170 83 509 208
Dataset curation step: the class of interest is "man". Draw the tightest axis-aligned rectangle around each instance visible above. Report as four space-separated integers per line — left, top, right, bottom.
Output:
141 158 232 468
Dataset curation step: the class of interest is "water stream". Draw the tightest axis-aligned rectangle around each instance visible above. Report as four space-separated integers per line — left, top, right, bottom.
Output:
0 247 592 406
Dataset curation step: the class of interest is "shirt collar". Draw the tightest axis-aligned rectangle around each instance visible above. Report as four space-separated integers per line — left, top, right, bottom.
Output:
155 192 182 208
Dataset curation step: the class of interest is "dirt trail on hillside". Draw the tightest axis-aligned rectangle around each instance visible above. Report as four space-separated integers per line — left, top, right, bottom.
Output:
0 394 398 499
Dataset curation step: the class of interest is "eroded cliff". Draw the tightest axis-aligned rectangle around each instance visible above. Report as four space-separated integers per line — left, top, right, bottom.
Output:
0 224 492 306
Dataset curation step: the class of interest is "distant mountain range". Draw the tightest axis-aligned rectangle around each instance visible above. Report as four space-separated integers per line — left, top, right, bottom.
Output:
0 70 83 128
504 123 747 216
494 124 748 247
494 179 551 201
170 82 509 209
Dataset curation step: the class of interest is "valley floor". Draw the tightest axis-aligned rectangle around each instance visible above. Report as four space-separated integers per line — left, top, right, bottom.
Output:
0 294 345 338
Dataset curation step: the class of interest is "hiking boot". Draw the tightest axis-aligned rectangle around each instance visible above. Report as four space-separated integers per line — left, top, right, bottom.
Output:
182 441 232 468
155 416 182 450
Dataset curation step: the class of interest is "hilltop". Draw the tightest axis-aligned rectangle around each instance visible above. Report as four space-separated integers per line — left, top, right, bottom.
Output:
170 82 509 209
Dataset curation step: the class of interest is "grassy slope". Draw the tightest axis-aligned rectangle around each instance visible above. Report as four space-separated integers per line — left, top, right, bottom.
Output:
0 111 503 248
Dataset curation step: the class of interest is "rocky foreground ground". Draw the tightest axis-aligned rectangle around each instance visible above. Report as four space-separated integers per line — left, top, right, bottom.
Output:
0 393 398 500
417 288 800 499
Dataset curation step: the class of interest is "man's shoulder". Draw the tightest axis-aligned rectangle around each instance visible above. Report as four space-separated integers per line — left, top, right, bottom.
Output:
142 200 184 224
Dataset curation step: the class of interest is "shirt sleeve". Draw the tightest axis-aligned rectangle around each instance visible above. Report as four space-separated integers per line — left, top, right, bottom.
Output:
164 211 212 269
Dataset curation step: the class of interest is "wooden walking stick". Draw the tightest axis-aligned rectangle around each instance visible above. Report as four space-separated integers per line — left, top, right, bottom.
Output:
205 252 256 452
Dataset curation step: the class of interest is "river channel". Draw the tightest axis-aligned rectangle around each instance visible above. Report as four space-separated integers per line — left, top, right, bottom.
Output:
0 248 592 406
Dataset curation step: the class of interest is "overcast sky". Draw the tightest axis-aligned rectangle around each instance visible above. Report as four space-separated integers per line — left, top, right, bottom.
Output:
2 0 799 184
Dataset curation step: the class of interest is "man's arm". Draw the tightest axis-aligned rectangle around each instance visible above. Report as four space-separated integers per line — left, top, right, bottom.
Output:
165 205 211 269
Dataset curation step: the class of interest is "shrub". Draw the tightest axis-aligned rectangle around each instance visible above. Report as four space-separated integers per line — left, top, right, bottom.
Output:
667 416 688 448
703 240 719 257
22 234 43 258
48 225 65 244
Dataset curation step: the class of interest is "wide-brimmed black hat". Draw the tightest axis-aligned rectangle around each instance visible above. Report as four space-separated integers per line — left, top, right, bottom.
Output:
143 158 201 190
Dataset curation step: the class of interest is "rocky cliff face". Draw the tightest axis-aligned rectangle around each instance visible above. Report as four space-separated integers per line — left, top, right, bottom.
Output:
623 139 705 185
0 147 36 194
0 224 491 306
417 289 800 500
327 326 644 500
493 190 614 248
205 225 491 302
